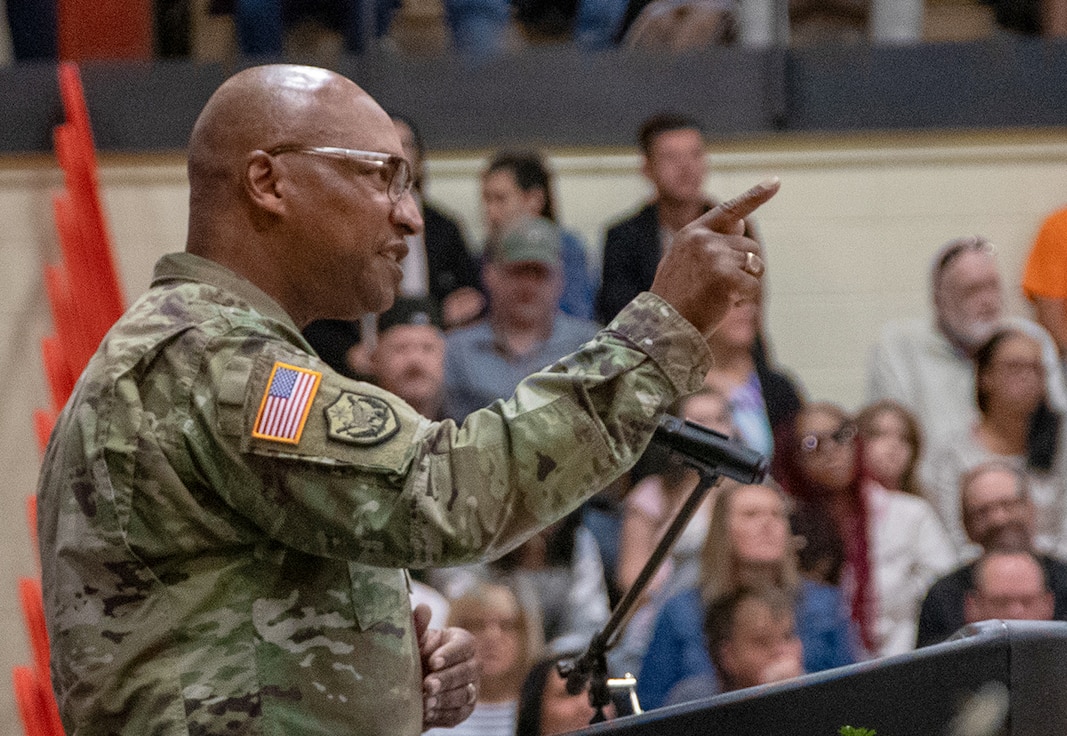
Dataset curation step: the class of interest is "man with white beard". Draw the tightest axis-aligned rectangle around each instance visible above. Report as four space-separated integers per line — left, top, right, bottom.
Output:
866 235 1067 453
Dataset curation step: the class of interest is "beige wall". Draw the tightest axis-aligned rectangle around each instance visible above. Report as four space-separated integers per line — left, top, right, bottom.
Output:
2 128 1067 731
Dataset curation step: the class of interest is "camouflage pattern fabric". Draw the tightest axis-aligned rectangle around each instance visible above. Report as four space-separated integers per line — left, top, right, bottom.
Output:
37 252 712 735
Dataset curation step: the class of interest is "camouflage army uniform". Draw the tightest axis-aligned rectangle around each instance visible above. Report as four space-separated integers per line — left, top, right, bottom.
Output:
38 252 712 735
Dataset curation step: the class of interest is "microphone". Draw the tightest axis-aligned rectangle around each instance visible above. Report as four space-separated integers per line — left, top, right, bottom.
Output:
652 414 768 484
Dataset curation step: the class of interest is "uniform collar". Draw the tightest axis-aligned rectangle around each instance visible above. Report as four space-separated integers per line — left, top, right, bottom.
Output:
151 252 302 334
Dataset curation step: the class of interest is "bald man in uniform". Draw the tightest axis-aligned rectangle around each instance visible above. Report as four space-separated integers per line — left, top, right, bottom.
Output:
36 64 778 735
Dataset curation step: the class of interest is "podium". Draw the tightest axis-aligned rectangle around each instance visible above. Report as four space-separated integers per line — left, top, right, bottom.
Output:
574 620 1067 736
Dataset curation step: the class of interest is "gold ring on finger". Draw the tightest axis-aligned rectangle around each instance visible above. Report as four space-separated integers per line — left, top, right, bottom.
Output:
743 251 764 278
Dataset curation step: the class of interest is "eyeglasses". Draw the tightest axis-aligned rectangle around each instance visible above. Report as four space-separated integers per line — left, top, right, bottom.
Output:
799 422 857 454
267 145 413 204
964 494 1026 523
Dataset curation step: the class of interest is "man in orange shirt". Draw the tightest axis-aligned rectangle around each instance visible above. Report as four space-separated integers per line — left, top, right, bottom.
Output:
1022 206 1067 356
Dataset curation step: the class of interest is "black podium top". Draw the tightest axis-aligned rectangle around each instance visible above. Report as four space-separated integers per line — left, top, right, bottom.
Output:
573 620 1067 736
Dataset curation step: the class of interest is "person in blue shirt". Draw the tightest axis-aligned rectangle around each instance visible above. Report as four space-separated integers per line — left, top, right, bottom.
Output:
665 586 806 705
637 482 857 710
443 215 600 421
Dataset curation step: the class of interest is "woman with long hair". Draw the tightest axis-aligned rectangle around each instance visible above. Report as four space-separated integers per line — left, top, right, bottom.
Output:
923 326 1067 557
857 399 926 497
775 402 956 658
635 482 856 710
703 288 803 461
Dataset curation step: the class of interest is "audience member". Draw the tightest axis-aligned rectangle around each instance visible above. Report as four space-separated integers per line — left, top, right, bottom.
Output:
917 461 1067 647
442 215 600 421
704 289 803 459
728 0 923 47
596 113 758 324
774 402 956 657
481 150 596 320
964 549 1055 624
212 0 397 55
514 655 617 736
787 0 867 45
393 115 486 328
856 399 926 496
426 582 544 736
368 296 446 419
1023 202 1067 357
571 0 635 48
923 327 1067 556
617 0 736 51
5 0 57 59
980 0 1067 37
867 235 1067 454
636 482 855 711
664 586 805 705
302 317 371 379
440 0 510 55
611 386 736 678
428 509 612 656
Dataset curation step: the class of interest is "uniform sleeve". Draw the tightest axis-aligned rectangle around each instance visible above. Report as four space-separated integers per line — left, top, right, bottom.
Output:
199 292 712 569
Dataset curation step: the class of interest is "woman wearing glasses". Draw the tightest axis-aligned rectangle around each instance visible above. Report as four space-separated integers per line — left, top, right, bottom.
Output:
923 327 1067 560
774 402 956 659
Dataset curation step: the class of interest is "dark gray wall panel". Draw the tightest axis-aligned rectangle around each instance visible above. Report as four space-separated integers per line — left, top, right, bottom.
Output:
2 40 1066 154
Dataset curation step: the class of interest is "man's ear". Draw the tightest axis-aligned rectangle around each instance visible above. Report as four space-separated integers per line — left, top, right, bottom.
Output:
244 150 286 216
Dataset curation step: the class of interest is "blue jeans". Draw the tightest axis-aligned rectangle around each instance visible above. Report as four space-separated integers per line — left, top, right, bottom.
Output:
233 0 398 55
6 0 58 59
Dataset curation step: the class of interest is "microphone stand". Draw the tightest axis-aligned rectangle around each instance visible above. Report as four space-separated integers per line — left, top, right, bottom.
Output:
558 457 726 723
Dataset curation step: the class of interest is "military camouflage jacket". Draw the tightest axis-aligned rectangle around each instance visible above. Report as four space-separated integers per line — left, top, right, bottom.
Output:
37 252 712 735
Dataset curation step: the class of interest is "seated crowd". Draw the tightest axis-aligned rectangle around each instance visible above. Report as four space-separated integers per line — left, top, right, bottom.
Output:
9 0 1066 63
293 111 1067 734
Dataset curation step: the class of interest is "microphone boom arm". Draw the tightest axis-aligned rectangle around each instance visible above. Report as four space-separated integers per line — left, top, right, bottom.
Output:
558 415 768 720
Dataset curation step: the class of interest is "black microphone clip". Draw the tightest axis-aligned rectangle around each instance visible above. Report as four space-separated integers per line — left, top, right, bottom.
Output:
652 414 768 484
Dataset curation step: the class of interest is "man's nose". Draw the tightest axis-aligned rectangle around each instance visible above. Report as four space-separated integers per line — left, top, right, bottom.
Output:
392 190 424 235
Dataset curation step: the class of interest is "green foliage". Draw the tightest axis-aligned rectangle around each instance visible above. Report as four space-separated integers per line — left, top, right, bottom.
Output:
838 727 876 736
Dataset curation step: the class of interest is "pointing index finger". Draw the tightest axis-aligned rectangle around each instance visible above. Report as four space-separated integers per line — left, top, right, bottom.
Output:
696 177 781 234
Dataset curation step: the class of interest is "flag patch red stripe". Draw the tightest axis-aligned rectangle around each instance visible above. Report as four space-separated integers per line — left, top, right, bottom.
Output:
252 362 322 444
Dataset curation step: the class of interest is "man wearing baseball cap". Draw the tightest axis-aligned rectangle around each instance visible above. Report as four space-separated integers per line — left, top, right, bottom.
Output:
443 216 600 421
371 296 448 421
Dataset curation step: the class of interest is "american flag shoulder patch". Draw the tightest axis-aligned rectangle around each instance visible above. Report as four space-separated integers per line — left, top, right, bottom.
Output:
251 362 322 444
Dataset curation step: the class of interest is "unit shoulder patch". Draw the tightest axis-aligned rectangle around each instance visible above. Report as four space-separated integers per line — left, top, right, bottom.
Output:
325 391 401 446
